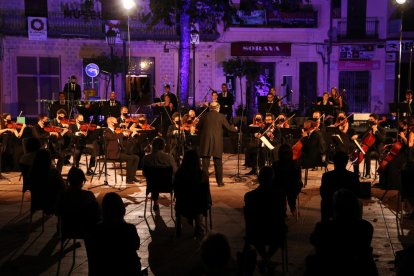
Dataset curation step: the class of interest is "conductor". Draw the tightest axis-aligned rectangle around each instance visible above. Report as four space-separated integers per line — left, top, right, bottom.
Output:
63 75 82 101
198 102 238 187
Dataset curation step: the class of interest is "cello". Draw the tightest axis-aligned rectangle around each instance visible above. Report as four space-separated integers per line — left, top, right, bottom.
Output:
350 131 376 164
377 141 403 174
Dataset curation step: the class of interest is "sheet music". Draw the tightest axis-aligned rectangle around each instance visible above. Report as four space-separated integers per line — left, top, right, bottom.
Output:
353 140 365 155
260 136 275 150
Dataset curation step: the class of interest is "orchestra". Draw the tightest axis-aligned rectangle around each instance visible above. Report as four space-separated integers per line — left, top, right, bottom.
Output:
1 82 413 195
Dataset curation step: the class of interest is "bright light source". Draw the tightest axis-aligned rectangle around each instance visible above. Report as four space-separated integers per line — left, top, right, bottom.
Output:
396 0 406 5
122 0 136 10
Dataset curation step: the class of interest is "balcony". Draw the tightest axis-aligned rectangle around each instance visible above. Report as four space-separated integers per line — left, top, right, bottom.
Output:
336 17 379 41
0 10 219 41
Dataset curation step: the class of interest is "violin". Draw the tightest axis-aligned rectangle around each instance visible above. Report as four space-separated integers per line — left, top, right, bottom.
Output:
44 125 63 133
125 117 138 123
7 121 24 130
80 123 97 132
60 118 76 125
140 123 155 130
114 128 133 134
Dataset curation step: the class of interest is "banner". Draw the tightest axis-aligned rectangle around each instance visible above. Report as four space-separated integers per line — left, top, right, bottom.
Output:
28 17 47 41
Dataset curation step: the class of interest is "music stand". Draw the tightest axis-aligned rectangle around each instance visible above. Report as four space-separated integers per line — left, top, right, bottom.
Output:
389 102 410 141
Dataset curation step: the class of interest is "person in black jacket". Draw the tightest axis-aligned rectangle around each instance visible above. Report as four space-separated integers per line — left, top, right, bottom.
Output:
300 120 327 169
198 102 237 186
63 75 81 101
216 83 234 122
320 151 360 221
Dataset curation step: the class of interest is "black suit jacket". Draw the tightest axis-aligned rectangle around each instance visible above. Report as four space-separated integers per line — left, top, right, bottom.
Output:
259 101 280 117
63 83 82 101
218 92 234 118
103 128 123 159
198 111 237 158
320 169 361 220
101 100 122 119
160 92 178 110
301 129 326 168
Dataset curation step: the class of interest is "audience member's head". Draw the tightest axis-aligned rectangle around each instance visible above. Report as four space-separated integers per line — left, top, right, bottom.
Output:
25 137 41 153
151 136 165 152
67 167 86 189
258 166 274 188
278 144 293 162
201 233 231 272
102 192 126 224
33 149 52 170
333 151 349 170
181 149 200 171
333 188 361 220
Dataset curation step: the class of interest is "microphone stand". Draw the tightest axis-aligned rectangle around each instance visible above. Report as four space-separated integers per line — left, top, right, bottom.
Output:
230 104 247 183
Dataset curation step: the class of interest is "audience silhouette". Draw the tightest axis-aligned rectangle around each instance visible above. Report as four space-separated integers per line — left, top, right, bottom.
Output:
306 188 378 276
201 233 235 276
272 144 303 215
244 166 287 273
87 192 143 275
320 151 360 221
29 149 66 215
174 149 211 239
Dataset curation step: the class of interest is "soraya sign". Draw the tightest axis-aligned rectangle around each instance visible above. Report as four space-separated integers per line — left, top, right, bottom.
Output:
231 42 291 57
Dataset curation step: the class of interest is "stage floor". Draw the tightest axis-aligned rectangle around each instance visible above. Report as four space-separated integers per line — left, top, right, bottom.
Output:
0 154 413 275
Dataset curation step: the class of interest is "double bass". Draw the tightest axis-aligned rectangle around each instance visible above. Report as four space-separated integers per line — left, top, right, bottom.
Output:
377 141 403 174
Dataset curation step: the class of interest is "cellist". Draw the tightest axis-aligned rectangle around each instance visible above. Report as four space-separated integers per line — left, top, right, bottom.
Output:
356 113 385 179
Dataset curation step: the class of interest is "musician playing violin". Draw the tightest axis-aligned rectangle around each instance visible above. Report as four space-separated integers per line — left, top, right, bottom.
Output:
276 113 290 128
118 106 138 132
0 113 27 171
68 114 99 175
1 113 26 138
167 112 186 164
355 113 385 179
300 120 327 169
330 111 357 155
245 113 267 175
32 114 65 173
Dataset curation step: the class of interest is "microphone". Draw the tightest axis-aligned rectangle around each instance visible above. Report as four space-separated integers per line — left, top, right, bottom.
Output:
18 110 23 117
101 70 110 74
290 89 294 94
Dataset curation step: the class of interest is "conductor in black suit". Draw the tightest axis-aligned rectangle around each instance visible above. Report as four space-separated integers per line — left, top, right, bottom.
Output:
63 75 82 101
217 83 234 121
198 102 238 186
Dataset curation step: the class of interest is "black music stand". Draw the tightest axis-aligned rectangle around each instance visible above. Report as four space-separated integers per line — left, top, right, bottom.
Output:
390 102 410 141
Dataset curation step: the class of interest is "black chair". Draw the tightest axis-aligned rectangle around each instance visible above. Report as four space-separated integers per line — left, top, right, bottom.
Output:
143 166 174 219
90 137 125 187
398 169 414 223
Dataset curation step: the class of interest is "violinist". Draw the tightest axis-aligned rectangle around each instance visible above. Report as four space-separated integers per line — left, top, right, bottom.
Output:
155 94 175 138
355 113 385 179
32 114 65 173
300 120 327 169
330 87 345 114
330 112 356 155
136 114 155 131
167 112 185 164
69 114 98 175
160 84 178 110
103 117 139 184
118 106 138 132
276 113 290 128
49 92 69 118
50 108 72 165
0 113 26 171
245 114 266 175
259 93 281 118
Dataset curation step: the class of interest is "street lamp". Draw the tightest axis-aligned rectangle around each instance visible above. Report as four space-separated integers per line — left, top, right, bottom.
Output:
106 29 117 92
190 25 199 108
122 0 136 109
396 0 406 140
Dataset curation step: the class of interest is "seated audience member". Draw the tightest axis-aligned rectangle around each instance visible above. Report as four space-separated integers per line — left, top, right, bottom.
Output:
201 233 235 276
320 151 360 221
244 166 287 272
19 137 41 192
272 144 303 215
174 150 211 239
57 167 100 238
142 137 177 211
87 192 142 276
306 189 378 276
29 149 66 215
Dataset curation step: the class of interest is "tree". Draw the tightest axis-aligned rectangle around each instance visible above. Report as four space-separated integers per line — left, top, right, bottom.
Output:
222 57 259 117
144 0 236 105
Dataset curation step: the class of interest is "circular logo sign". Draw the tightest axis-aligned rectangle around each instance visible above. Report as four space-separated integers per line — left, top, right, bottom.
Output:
85 63 100 78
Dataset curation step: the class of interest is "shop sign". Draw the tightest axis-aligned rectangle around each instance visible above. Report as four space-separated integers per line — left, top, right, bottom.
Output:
231 42 291 56
28 17 47 41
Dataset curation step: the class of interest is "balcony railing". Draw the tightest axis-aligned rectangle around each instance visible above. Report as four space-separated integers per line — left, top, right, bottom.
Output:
336 17 379 40
0 10 219 41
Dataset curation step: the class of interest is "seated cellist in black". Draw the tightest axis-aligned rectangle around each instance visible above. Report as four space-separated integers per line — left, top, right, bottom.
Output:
354 113 385 179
